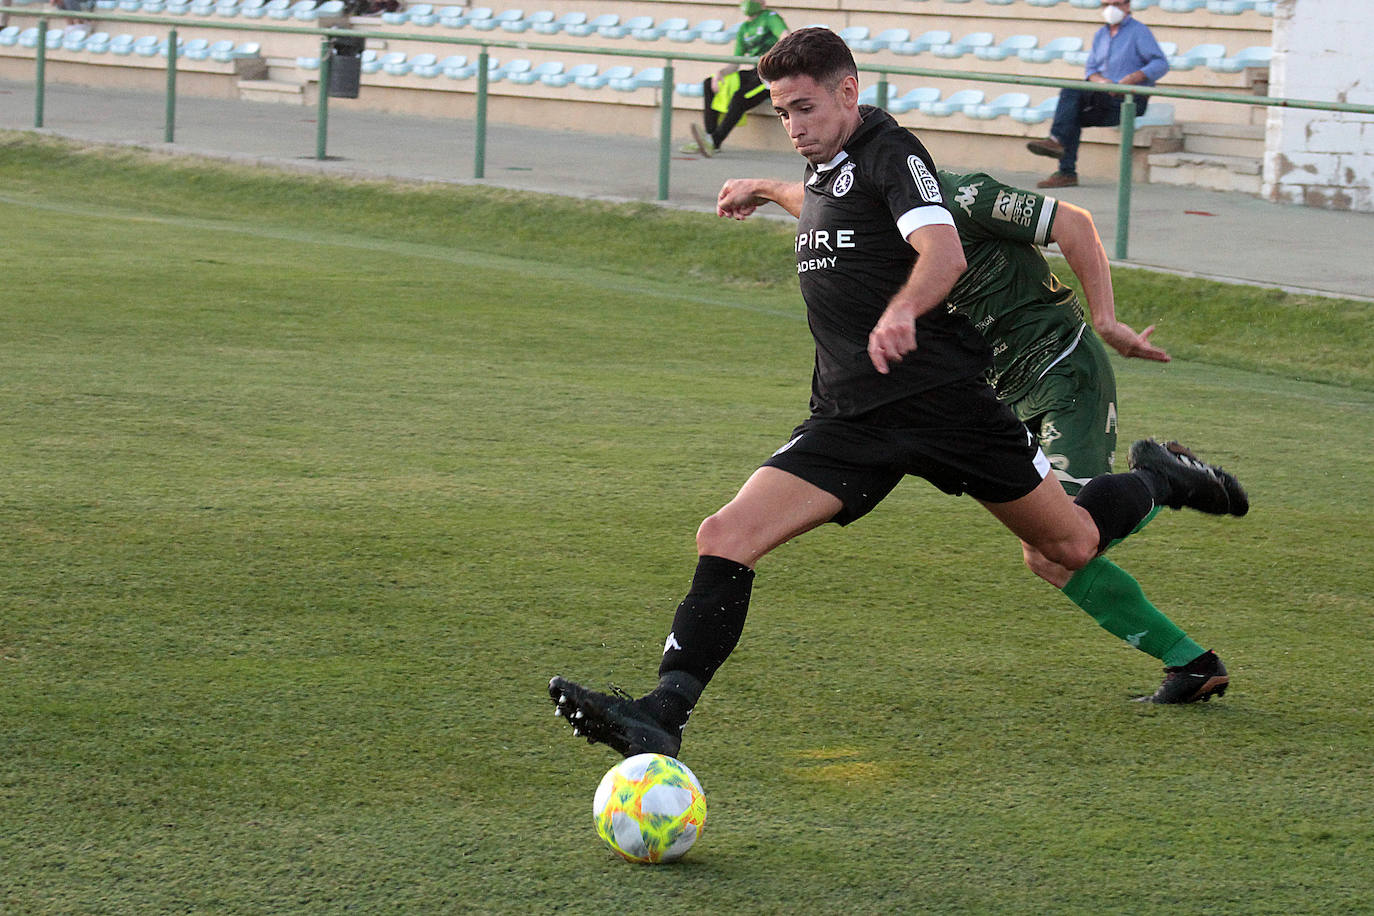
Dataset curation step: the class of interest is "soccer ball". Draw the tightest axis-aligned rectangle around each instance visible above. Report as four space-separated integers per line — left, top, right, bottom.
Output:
593 753 706 864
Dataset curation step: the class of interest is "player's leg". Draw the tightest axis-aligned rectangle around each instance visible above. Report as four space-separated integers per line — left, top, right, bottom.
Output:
710 68 769 149
550 465 846 757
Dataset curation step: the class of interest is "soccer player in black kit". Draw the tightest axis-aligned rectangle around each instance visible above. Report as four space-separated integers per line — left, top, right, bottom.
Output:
548 28 1247 759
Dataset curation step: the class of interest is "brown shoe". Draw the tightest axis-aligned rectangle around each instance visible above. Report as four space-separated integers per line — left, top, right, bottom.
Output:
1037 171 1078 188
1027 137 1065 159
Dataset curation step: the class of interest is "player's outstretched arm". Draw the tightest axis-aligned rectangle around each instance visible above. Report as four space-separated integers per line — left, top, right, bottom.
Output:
716 179 805 220
1051 201 1170 363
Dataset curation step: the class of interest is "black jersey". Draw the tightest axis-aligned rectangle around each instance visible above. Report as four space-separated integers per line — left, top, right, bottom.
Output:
796 107 991 419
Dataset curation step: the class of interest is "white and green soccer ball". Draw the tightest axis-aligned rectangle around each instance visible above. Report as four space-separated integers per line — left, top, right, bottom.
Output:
593 753 706 864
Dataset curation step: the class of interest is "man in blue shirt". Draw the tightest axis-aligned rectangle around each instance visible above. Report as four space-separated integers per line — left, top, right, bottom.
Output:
1027 0 1169 188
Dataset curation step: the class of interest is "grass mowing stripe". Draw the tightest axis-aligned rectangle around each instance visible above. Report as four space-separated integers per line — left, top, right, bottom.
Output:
0 190 809 323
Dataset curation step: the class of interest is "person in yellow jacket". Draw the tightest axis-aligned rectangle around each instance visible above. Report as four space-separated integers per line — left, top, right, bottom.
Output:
683 0 788 157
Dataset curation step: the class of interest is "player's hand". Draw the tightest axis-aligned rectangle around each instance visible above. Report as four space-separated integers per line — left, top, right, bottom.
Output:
716 180 763 220
868 307 919 374
1102 321 1171 362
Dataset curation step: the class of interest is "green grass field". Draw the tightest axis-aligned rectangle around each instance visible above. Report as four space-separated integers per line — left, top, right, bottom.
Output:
2 134 1372 914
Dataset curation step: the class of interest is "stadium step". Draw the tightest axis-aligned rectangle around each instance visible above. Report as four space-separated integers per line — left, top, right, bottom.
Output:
238 77 305 104
1147 120 1263 194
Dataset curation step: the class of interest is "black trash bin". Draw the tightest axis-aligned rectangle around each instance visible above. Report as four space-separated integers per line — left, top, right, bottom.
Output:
328 35 365 99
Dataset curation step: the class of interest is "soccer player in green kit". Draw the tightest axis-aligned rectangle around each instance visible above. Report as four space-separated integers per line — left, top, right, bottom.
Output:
713 164 1232 703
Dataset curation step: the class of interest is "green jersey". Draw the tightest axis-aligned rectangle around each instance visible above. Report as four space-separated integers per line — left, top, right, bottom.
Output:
733 10 787 59
938 170 1085 403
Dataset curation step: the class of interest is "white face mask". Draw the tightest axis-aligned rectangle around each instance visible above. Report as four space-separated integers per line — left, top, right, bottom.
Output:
1102 4 1126 25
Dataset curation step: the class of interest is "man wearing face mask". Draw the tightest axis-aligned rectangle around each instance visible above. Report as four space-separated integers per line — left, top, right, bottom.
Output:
683 0 788 157
1026 0 1168 188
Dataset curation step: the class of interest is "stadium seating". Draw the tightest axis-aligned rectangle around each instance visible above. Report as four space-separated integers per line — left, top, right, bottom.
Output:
503 11 555 33
532 12 585 34
890 30 951 55
975 34 1037 61
575 64 633 89
473 9 523 30
888 87 941 114
508 60 562 84
923 89 984 116
599 16 652 39
610 65 664 91
1210 45 1272 72
851 28 911 54
965 91 1031 118
542 62 595 87
667 18 723 42
490 58 532 81
932 32 995 59
564 13 615 38
1019 35 1081 64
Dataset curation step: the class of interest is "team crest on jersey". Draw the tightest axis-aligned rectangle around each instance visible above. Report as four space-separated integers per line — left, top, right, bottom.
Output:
907 155 942 202
992 189 1036 227
832 163 856 198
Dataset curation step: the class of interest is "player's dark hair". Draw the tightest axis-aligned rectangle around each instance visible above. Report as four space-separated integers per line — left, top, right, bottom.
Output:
757 27 858 89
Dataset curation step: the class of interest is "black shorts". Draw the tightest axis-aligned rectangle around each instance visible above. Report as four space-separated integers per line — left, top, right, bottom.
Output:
762 376 1050 525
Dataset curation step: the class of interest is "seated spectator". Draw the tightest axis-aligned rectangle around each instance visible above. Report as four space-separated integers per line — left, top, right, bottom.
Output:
682 0 788 157
1026 0 1168 188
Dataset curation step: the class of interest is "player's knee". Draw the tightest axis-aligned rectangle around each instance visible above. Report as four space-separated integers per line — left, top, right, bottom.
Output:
1022 544 1074 589
1032 537 1096 574
695 511 735 558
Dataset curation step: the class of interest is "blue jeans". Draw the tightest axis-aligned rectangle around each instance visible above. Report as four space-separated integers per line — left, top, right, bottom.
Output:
1050 88 1149 174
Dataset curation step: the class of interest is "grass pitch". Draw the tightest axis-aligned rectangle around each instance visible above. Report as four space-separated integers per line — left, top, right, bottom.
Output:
1 134 1372 914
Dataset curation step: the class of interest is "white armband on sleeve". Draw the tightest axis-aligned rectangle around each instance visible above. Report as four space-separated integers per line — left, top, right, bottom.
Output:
896 204 955 241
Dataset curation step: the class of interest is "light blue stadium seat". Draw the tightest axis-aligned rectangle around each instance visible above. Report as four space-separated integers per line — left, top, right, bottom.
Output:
634 17 687 40
1134 102 1174 126
701 23 738 45
576 64 633 89
474 9 522 30
17 27 40 48
182 37 213 58
533 11 584 34
109 33 136 54
410 52 441 76
219 39 259 60
857 84 884 106
667 17 722 42
923 88 983 116
359 48 381 71
1025 0 1067 7
932 32 994 58
1158 0 1206 10
296 54 320 69
610 66 664 91
445 56 498 79
975 34 1037 61
890 29 950 55
965 91 1030 118
237 0 265 14
838 25 870 47
258 0 290 17
888 86 940 113
1010 96 1058 124
297 0 343 19
164 0 190 13
509 59 561 84
600 15 651 39
133 35 161 56
442 6 491 27
675 81 704 98
0 26 22 46
1169 42 1225 70
60 27 90 50
214 0 241 16
95 0 119 8
543 61 595 86
1020 35 1081 63
564 13 614 37
505 10 554 32
851 28 910 54
490 58 530 81
436 54 471 76
378 51 408 74
188 0 216 14
1210 45 1271 72
1068 0 1101 8
84 31 113 52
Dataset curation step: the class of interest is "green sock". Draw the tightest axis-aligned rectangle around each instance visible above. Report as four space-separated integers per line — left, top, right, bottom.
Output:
1061 556 1205 667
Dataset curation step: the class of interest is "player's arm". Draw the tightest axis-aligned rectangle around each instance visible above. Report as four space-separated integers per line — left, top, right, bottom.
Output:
868 222 967 374
716 178 805 219
1050 201 1169 363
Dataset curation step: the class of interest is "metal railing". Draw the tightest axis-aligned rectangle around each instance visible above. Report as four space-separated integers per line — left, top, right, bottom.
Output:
3 7 1373 257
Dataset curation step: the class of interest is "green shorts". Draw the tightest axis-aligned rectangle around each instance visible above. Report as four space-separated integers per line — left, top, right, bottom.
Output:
1007 330 1117 496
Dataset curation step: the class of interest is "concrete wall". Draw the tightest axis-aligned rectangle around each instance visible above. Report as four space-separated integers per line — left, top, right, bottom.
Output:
1263 0 1374 211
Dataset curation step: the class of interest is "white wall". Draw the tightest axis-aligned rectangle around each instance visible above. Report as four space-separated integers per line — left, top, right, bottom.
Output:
1263 0 1374 211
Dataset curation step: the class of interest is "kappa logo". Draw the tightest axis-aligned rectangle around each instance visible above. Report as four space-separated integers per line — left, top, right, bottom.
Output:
954 180 982 216
907 155 943 202
833 162 856 197
1126 631 1148 648
992 189 1036 227
663 632 682 655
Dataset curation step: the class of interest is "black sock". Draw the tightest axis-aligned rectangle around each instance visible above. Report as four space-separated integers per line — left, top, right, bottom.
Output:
1074 472 1157 553
642 555 754 729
